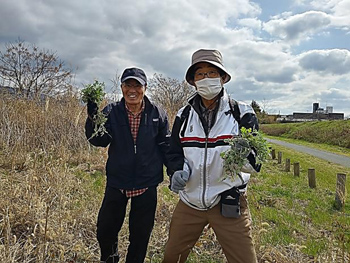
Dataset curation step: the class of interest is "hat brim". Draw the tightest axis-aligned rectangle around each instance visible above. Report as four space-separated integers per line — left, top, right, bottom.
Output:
121 76 146 86
185 60 231 86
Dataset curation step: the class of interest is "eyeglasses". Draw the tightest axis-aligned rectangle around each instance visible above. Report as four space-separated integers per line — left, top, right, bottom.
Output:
122 83 144 89
194 70 220 80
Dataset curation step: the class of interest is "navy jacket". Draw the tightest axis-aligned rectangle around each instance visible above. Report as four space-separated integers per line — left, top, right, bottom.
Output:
85 96 170 190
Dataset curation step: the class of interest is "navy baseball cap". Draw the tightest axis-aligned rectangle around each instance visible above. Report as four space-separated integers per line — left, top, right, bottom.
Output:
121 67 147 86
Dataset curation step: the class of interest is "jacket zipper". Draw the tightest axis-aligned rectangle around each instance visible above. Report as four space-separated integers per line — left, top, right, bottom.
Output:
202 135 209 208
201 110 218 209
134 113 147 154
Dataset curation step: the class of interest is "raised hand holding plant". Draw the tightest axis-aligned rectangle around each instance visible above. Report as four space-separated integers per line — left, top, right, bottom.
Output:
220 127 270 181
81 80 109 139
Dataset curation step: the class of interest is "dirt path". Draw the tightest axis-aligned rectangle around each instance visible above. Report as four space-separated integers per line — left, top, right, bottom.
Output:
266 138 350 168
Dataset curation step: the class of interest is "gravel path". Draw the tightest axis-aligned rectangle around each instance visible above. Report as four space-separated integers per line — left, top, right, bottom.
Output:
266 138 350 168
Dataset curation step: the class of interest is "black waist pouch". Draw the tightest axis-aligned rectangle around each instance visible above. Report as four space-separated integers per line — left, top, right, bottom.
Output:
220 187 241 218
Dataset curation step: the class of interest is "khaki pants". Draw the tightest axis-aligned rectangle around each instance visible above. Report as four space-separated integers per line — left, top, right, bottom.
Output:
163 194 257 263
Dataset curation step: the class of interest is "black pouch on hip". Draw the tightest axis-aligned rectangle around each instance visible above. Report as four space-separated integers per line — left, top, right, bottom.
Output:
220 187 241 218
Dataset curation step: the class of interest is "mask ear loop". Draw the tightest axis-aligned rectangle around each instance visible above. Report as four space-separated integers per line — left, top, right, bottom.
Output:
221 73 227 84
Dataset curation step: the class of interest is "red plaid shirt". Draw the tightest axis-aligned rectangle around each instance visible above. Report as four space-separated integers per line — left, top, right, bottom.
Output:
126 100 145 143
122 100 147 198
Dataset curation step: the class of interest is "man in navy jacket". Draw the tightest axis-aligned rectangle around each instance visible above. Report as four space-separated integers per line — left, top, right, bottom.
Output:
85 67 170 263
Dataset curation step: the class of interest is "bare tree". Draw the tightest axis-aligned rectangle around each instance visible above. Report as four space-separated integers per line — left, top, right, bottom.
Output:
260 98 273 115
148 73 195 126
108 70 122 102
0 39 73 97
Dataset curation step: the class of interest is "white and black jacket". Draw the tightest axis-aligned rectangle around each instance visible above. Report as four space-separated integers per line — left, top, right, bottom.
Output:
167 89 259 210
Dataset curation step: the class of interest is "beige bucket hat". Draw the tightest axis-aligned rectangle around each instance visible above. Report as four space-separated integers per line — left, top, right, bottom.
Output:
185 49 231 85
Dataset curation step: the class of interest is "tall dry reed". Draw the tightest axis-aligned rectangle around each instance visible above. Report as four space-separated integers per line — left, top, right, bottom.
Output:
0 94 105 262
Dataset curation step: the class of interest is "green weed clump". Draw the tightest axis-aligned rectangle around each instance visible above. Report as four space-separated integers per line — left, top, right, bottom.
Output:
81 80 106 105
81 80 109 139
221 127 270 181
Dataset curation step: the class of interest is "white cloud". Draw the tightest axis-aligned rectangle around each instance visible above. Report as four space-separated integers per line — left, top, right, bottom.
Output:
329 0 350 28
309 0 344 11
293 0 350 28
237 18 262 30
0 0 349 117
331 0 350 16
7 0 260 85
225 41 298 84
298 49 350 74
263 11 332 43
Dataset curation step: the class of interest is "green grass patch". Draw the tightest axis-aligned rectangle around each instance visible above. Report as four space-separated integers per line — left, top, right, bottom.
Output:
261 120 350 153
249 141 350 260
73 169 106 194
265 134 350 158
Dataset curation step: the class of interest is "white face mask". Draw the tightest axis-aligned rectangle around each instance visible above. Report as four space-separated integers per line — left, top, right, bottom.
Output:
195 77 223 100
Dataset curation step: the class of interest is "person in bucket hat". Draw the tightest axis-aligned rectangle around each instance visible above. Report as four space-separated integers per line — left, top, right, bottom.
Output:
162 49 259 263
85 67 170 263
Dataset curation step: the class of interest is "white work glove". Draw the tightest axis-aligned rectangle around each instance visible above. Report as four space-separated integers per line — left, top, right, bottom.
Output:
170 170 190 193
241 162 257 174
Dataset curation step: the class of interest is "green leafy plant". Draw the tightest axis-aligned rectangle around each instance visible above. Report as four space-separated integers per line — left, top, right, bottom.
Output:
81 80 105 105
81 80 108 139
220 127 270 181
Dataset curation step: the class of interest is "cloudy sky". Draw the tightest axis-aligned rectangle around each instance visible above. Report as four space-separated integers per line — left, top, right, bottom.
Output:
1 0 350 117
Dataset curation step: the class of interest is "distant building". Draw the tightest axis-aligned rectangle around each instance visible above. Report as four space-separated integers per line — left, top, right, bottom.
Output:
326 106 333 114
277 102 344 122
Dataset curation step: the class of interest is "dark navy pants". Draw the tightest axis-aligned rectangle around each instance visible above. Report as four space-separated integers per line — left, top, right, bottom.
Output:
97 186 157 263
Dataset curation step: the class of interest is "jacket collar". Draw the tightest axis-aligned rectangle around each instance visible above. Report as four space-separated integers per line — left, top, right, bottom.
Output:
188 88 230 114
119 95 152 113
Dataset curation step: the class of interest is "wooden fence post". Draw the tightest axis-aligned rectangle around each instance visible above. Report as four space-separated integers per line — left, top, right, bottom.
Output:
271 149 276 159
308 168 316 188
278 152 282 164
285 159 290 172
335 173 347 210
293 162 300 177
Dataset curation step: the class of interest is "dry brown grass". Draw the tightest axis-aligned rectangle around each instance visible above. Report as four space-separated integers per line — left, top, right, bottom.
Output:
1 94 344 263
0 94 104 262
